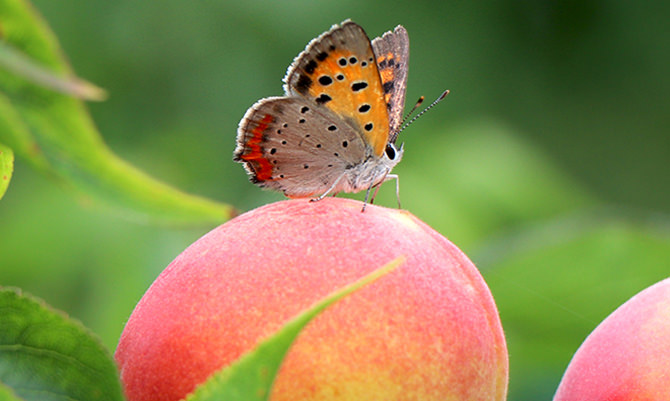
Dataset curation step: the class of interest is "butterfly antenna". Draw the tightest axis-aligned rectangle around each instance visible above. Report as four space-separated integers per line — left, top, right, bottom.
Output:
397 89 450 135
399 96 425 128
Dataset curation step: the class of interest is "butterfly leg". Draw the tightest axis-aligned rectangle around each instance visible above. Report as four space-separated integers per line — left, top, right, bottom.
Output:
362 171 401 212
362 184 375 212
310 172 345 203
389 174 401 209
372 174 400 209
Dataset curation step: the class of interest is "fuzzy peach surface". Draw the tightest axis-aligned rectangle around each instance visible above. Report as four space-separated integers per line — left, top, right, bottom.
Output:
554 278 670 400
115 198 508 401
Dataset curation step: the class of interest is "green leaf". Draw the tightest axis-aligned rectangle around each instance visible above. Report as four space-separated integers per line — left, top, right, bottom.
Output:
403 120 596 248
0 288 124 401
0 0 235 226
0 92 50 173
0 41 106 101
479 210 670 399
0 143 13 200
0 381 22 401
187 256 405 401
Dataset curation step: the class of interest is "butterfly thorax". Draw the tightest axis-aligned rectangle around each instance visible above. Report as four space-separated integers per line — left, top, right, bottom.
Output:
335 142 403 194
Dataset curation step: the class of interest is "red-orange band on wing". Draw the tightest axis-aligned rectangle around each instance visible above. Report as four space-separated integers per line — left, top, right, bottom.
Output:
241 113 275 181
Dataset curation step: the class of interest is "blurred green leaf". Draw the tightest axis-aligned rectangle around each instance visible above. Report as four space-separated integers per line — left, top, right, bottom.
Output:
0 143 13 200
0 288 124 401
0 0 235 226
0 382 22 401
187 256 404 401
0 40 106 101
480 211 670 400
403 120 597 248
0 92 50 172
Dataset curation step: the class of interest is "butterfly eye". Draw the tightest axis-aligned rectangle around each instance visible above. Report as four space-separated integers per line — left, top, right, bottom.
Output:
385 144 397 160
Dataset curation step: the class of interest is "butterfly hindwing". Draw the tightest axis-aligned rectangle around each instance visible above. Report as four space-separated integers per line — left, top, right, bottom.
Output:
283 20 391 158
372 25 410 142
235 97 367 198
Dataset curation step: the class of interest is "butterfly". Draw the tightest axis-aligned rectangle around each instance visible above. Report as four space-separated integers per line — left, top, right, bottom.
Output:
234 20 411 205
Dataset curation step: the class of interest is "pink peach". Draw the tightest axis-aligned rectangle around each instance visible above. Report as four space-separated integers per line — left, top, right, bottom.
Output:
115 198 508 401
554 278 670 400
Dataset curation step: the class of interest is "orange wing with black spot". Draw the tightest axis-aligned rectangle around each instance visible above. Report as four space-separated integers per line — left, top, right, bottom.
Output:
284 20 391 158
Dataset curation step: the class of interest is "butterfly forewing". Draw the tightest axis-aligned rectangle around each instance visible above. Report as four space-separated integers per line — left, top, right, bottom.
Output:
371 25 410 142
235 97 367 198
283 21 391 158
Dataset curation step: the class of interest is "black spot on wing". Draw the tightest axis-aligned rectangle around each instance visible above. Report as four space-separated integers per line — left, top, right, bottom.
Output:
318 76 333 86
304 60 317 74
295 75 313 95
316 94 332 104
351 81 368 92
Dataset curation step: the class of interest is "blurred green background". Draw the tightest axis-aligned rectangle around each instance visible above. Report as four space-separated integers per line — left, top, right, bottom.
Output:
1 1 669 399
